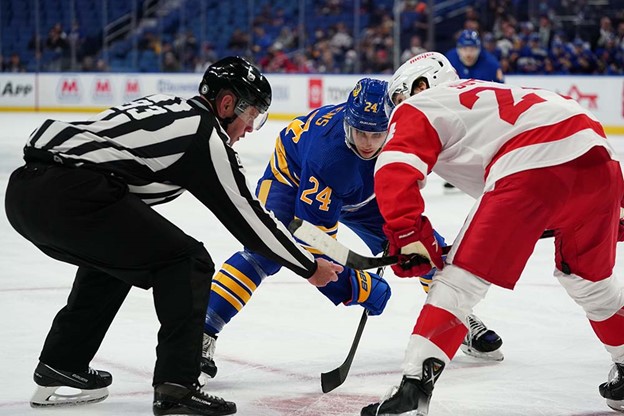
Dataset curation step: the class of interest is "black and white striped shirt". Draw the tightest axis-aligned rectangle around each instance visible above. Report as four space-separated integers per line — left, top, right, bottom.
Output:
24 94 317 278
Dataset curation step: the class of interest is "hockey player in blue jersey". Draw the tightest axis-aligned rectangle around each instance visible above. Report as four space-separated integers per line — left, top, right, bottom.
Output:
446 29 504 83
200 78 503 380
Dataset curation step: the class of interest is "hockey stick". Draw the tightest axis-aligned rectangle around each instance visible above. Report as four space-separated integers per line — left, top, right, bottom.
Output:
321 308 369 393
320 259 388 393
289 218 555 270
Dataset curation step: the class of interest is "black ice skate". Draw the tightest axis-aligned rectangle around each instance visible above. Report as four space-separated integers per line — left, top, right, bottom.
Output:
200 333 218 379
153 382 236 416
361 357 445 416
30 361 112 407
599 362 624 412
460 314 504 361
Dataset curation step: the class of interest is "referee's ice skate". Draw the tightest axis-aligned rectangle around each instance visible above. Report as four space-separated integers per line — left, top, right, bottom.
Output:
30 361 112 407
153 382 236 416
460 314 504 361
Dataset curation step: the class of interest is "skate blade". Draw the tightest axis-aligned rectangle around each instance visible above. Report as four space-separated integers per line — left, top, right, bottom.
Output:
606 398 624 412
460 345 504 362
377 411 426 416
30 385 109 407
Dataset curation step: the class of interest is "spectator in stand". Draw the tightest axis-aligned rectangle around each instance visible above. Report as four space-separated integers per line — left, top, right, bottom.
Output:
290 51 315 73
549 39 572 74
228 29 250 53
46 23 69 54
251 26 274 57
595 34 622 74
401 35 427 63
537 14 554 49
173 30 199 71
592 16 614 50
138 30 162 55
400 1 428 51
482 32 502 60
80 55 96 72
616 22 624 51
275 27 296 51
569 38 597 74
516 33 548 74
95 58 109 72
495 20 517 58
5 53 26 72
67 20 85 63
258 43 297 73
330 22 354 55
193 42 218 73
317 46 340 73
162 51 181 72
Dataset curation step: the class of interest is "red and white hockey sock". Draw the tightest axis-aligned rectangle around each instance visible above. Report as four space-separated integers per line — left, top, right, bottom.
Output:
402 304 468 377
591 307 624 363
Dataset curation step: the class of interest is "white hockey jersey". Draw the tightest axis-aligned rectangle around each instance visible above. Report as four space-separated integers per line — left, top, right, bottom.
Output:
375 79 618 232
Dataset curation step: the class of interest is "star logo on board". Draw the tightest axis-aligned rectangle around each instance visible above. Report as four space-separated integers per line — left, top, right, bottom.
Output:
563 85 598 109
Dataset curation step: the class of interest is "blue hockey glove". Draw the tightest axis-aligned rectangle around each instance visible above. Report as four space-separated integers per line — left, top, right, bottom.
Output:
344 269 391 316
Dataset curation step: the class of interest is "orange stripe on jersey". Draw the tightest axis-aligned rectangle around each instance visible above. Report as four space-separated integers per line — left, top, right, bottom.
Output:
485 113 606 179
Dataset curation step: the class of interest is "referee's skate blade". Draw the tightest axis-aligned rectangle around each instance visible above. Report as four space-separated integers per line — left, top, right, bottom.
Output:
30 385 109 407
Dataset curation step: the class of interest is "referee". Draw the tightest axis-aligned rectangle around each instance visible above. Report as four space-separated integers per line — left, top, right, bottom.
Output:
4 56 341 416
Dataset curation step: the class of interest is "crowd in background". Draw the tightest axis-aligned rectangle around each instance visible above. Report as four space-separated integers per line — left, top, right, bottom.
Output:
1 0 623 75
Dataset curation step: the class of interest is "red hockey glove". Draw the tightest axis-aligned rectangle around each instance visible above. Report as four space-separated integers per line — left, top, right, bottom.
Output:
384 216 444 278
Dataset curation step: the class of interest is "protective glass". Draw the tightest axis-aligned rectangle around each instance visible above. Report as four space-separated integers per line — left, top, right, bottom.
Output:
234 99 269 131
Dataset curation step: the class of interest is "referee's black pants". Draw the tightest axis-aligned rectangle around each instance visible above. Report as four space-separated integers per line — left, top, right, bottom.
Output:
4 162 214 386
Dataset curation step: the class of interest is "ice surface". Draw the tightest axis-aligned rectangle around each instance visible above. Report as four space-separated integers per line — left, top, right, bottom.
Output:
0 112 623 416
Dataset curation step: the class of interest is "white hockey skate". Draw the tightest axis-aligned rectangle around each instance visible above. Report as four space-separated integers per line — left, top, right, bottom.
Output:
30 362 111 407
460 314 504 361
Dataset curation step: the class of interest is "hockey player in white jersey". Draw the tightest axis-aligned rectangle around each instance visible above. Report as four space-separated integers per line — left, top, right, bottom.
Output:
361 51 624 415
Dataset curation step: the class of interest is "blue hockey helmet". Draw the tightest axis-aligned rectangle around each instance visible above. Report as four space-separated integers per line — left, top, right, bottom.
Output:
344 78 390 160
457 30 482 49
456 30 481 67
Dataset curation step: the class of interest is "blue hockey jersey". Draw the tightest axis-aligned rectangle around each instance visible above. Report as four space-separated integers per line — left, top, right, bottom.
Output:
258 102 383 253
446 48 504 82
